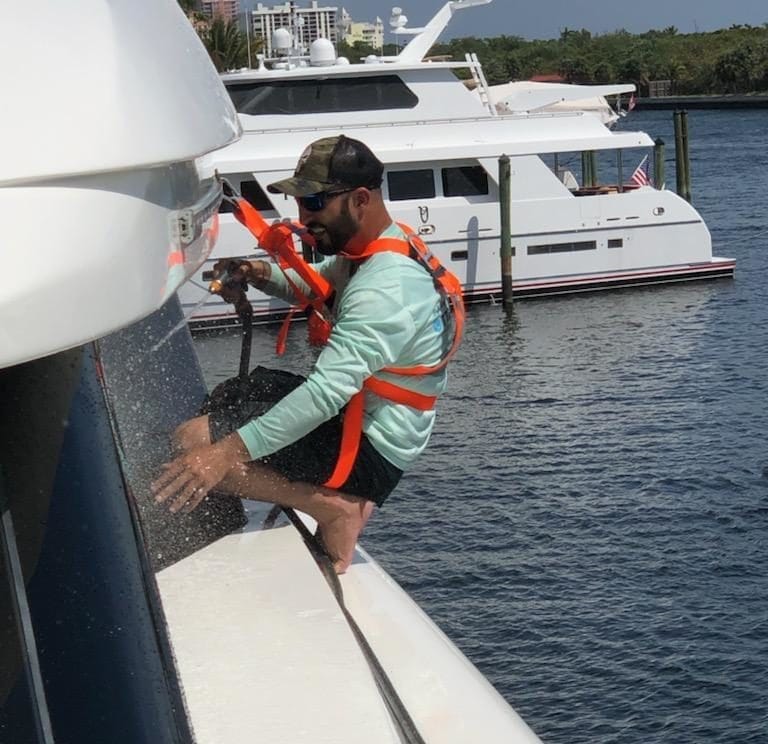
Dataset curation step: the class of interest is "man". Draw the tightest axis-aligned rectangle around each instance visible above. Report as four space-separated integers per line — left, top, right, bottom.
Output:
152 135 460 573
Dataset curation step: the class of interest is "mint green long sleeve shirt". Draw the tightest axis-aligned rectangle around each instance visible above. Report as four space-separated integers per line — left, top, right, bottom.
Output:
236 224 451 471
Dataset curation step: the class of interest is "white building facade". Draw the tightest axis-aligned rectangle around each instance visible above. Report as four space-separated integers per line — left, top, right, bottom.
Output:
340 8 384 50
201 0 240 23
252 1 338 56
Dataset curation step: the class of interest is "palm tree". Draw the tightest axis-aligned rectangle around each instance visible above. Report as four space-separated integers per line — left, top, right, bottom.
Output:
203 17 249 71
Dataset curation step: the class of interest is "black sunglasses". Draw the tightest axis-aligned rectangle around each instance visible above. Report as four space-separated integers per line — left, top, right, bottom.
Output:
296 189 354 212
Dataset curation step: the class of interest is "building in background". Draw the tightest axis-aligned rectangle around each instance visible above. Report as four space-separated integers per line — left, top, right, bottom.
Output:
200 0 240 23
340 8 384 50
252 1 338 56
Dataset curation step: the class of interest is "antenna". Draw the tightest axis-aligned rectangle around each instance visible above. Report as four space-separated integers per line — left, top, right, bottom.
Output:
392 1 493 64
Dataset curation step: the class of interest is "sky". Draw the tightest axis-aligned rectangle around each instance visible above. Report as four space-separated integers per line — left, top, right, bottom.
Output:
256 0 768 41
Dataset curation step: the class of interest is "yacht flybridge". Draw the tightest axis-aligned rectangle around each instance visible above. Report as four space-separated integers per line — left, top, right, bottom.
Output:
1 2 541 742
188 0 734 328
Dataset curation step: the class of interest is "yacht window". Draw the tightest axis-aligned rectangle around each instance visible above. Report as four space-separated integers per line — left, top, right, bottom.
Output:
441 166 489 197
226 75 418 115
218 177 275 213
527 240 597 255
386 170 436 201
241 181 275 211
608 238 623 248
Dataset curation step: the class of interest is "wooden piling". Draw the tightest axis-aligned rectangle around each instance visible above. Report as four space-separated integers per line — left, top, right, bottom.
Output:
674 111 691 202
680 110 692 202
616 150 624 192
499 155 513 306
654 137 665 189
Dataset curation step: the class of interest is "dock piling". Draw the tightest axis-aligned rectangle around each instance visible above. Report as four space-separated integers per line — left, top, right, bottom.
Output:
674 111 692 202
654 137 666 189
498 155 513 306
680 110 692 202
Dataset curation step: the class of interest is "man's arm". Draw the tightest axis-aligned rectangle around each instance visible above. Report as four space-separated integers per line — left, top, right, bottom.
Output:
224 256 341 306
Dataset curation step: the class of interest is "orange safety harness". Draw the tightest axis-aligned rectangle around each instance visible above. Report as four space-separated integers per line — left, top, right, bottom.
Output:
223 185 335 353
222 185 464 489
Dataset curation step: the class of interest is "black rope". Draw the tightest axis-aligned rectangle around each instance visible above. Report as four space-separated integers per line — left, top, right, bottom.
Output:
281 507 426 744
236 297 253 378
0 466 56 744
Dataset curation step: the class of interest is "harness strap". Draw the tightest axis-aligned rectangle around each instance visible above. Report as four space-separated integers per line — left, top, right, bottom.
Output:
323 378 437 490
344 227 466 378
229 196 333 352
324 391 366 490
364 376 437 410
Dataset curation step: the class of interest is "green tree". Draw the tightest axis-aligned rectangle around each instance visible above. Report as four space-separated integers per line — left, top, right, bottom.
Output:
424 19 768 94
592 61 615 83
337 39 379 62
203 17 249 71
714 47 754 91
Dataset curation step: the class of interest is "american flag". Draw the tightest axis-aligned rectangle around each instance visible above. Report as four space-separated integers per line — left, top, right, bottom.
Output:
629 155 650 187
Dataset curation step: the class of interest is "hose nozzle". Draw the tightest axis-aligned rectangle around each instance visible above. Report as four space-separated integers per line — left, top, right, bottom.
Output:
207 276 226 294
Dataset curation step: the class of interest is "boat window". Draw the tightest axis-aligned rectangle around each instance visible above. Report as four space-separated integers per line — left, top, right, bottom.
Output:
608 238 623 248
241 180 275 212
386 170 436 201
441 166 489 197
527 240 597 255
225 75 418 116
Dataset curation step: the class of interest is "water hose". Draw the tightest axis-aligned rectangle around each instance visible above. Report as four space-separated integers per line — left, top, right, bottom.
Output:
203 267 252 378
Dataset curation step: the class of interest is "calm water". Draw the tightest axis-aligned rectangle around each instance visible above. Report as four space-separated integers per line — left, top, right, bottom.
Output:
194 109 768 743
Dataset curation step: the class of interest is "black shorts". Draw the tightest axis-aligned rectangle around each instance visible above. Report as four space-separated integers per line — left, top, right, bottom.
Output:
202 366 402 506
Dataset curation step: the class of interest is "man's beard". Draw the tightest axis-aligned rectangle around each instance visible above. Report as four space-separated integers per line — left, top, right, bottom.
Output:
306 198 358 256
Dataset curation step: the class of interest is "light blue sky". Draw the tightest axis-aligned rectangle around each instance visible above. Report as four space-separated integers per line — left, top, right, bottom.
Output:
245 0 768 41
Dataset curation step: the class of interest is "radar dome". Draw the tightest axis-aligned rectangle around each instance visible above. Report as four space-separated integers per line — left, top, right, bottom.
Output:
309 38 336 66
272 27 292 54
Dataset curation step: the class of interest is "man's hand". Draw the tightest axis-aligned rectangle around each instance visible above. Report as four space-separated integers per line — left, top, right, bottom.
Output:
151 434 250 514
212 259 271 299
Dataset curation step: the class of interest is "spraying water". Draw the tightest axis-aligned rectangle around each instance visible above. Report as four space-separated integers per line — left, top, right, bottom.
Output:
150 291 211 354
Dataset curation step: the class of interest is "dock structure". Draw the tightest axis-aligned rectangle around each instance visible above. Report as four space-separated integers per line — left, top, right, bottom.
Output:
635 95 768 110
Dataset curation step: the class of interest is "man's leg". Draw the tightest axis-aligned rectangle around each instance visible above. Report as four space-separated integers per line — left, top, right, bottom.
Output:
173 415 374 574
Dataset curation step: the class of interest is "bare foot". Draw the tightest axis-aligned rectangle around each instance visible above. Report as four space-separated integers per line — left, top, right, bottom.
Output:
317 504 365 574
217 461 376 574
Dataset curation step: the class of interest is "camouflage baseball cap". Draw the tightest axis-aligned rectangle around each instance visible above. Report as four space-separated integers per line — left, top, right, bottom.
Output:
267 135 384 196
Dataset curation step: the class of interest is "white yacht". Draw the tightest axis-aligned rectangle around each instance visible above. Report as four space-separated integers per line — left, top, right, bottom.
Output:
1 2 541 742
184 0 734 329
